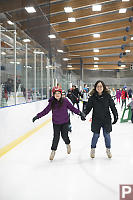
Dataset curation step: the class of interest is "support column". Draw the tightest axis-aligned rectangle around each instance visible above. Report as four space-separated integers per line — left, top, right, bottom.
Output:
80 57 83 81
25 43 28 102
34 51 37 100
14 30 17 105
41 53 43 100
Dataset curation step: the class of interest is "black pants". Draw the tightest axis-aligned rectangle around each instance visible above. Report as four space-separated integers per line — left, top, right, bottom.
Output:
82 101 87 112
51 123 70 151
73 102 79 110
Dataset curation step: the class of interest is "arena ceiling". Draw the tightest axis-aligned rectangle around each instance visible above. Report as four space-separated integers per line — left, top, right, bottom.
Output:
0 0 133 71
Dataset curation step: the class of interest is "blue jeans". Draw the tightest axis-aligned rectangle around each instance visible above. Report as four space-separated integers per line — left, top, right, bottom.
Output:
91 128 111 149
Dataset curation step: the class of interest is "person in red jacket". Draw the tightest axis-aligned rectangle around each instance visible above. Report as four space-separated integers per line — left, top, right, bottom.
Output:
121 88 128 108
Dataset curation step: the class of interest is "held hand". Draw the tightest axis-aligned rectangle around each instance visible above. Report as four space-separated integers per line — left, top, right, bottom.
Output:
79 112 86 121
112 116 118 125
32 116 38 123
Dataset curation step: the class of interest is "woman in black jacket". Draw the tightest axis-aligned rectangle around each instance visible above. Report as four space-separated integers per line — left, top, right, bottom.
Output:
84 80 118 159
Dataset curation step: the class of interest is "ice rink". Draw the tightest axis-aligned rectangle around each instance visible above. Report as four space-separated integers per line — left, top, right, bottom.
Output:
0 101 133 200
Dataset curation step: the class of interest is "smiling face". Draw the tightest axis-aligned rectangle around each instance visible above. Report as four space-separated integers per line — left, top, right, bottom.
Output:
54 91 61 100
96 82 104 95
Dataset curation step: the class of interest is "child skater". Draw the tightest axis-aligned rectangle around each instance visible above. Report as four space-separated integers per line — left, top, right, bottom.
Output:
84 80 118 159
32 88 86 161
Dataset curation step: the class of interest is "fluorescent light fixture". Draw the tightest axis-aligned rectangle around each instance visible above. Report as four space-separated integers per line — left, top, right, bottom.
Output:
121 65 126 67
94 65 98 68
119 8 127 13
68 17 76 22
93 49 99 52
122 0 130 1
57 49 63 53
67 65 72 68
125 50 130 52
23 39 31 42
10 61 20 64
93 33 100 38
25 7 36 13
48 34 56 39
92 4 101 11
33 51 44 54
7 20 14 25
64 7 73 13
94 57 99 60
63 58 70 61
1 52 6 55
131 37 133 40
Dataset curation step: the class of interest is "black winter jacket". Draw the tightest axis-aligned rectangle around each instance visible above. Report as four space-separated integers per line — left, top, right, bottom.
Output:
84 91 118 133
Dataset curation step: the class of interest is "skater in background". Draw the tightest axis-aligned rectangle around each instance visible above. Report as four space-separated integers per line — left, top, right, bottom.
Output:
111 88 116 101
127 100 133 123
62 90 72 132
82 84 89 112
32 88 86 161
128 88 132 100
71 85 81 110
84 80 118 159
116 89 121 104
121 88 128 108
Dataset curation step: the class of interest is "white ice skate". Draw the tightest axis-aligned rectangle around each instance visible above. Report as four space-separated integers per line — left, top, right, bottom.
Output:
90 148 95 158
66 144 71 154
49 150 55 161
106 148 112 158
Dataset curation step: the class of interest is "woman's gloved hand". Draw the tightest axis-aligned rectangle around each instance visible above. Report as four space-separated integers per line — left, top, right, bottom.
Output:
79 111 86 121
32 116 38 123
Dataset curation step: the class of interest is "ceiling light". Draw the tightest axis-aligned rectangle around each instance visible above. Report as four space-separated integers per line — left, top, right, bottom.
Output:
57 49 63 53
10 61 20 64
93 49 99 52
23 39 31 43
122 0 130 1
48 34 56 39
119 8 127 13
121 65 126 67
63 58 70 61
92 5 102 11
93 33 100 38
131 37 133 40
94 57 99 60
125 50 130 52
1 52 6 55
68 17 76 22
64 7 73 13
94 65 98 68
7 20 14 25
25 7 36 13
33 51 44 54
67 65 72 68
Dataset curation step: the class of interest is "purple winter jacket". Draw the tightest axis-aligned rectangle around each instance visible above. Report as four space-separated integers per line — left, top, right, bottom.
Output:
37 96 80 124
116 90 121 98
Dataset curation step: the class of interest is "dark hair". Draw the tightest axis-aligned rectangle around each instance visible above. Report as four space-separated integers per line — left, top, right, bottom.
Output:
51 96 64 110
90 80 110 96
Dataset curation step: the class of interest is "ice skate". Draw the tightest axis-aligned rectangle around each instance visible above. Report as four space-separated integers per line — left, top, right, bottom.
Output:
49 150 55 161
66 144 71 154
90 148 95 158
106 148 112 158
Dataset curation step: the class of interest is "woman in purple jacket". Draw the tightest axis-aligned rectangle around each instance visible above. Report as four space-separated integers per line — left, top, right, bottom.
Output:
32 88 85 161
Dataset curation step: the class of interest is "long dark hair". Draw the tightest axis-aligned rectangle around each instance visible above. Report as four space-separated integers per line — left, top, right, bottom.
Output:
90 80 110 96
51 96 64 110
